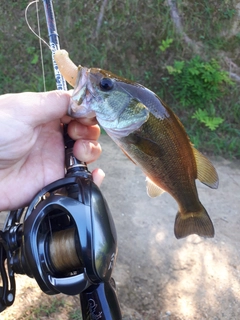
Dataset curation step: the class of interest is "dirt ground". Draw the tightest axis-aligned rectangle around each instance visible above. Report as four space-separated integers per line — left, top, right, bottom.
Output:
1 135 240 320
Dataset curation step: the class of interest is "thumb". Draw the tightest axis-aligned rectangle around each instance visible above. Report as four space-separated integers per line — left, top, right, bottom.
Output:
7 90 72 126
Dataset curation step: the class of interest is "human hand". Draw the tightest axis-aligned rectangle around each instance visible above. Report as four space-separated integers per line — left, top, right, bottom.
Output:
0 90 104 211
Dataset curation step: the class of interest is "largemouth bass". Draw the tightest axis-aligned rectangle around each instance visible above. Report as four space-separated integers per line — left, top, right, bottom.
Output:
69 67 219 239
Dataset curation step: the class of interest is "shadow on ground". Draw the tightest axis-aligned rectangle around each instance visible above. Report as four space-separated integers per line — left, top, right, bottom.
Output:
91 136 240 320
1 135 240 320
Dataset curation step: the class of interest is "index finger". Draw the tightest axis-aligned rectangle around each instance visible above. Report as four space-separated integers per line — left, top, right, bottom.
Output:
1 91 72 127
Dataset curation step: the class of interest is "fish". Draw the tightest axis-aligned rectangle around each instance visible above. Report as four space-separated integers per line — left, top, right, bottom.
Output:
68 66 219 239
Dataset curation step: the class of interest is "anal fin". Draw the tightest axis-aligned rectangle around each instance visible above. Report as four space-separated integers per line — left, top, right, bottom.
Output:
146 177 165 198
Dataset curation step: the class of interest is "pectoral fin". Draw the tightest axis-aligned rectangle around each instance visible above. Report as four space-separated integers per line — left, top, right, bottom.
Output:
146 177 165 197
120 148 137 165
128 134 162 157
192 147 219 189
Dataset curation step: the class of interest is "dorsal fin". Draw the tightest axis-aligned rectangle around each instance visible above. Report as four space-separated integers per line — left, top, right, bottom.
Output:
192 147 219 189
146 177 165 197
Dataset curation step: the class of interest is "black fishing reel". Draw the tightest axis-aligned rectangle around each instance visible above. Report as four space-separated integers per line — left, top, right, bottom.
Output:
0 145 122 319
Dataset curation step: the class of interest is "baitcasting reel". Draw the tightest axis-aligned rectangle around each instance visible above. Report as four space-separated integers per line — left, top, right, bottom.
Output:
0 142 122 319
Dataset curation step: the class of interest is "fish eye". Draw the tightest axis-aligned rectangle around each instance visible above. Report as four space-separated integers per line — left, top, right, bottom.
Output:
99 78 114 91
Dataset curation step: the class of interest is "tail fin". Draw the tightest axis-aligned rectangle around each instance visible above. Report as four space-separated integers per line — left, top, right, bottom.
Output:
174 206 214 239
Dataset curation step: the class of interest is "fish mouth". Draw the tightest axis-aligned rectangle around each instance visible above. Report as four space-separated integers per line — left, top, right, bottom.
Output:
69 67 96 119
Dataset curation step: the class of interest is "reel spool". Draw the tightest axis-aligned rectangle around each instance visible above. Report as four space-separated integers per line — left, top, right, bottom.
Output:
19 170 118 295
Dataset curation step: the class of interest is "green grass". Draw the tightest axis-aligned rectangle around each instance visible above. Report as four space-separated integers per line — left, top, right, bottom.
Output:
14 293 83 320
69 309 83 320
22 296 65 320
0 0 239 158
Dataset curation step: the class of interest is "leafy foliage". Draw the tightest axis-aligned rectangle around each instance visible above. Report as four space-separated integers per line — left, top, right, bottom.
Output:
159 38 173 52
192 108 224 131
166 56 234 109
0 0 239 158
165 56 239 156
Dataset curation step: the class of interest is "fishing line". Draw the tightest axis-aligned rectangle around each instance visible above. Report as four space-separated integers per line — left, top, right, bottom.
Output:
25 0 50 91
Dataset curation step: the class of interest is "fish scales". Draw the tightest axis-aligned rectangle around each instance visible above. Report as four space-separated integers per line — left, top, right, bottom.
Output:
68 67 219 239
118 112 200 211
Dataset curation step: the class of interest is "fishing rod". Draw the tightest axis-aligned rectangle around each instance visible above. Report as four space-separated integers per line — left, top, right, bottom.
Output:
0 1 122 319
